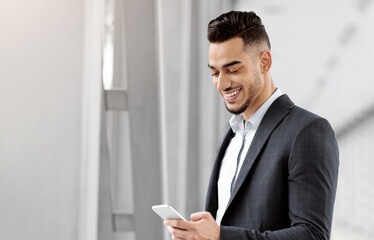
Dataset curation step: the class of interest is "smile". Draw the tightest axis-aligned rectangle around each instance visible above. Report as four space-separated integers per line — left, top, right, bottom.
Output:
222 88 241 102
224 90 240 98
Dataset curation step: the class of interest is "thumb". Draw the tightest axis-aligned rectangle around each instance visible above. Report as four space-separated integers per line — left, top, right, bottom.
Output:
190 211 211 222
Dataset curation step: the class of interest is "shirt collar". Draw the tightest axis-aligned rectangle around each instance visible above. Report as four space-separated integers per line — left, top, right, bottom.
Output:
229 88 283 133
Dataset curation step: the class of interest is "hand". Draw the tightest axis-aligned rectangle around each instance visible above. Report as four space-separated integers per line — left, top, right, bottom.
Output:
164 211 220 240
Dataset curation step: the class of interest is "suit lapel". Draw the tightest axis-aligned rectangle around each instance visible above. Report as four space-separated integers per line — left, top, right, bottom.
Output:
226 95 294 209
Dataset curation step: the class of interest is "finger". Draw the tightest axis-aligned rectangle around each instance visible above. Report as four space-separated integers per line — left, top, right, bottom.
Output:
171 235 182 240
172 235 185 240
167 226 189 239
190 211 210 221
164 219 190 230
173 236 184 240
166 224 187 233
167 226 173 234
168 226 189 239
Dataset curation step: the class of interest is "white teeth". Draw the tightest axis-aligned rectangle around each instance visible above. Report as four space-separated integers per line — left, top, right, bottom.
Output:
225 90 239 98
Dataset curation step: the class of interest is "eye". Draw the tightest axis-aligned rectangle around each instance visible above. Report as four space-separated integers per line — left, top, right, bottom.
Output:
211 71 219 77
228 68 239 74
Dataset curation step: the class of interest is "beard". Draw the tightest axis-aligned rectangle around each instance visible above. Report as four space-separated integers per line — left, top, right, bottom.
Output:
225 97 253 115
224 73 262 115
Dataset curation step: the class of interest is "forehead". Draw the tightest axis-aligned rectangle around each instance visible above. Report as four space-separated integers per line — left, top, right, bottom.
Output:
209 37 249 67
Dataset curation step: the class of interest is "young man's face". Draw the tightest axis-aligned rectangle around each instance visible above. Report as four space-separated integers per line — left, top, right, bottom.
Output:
208 37 264 115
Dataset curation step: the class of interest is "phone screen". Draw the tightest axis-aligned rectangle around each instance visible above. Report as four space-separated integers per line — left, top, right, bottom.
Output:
152 204 186 221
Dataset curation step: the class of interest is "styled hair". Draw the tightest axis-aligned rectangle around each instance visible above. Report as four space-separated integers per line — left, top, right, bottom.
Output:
207 11 271 50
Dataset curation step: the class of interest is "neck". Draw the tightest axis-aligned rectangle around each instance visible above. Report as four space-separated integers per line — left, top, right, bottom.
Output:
242 78 275 122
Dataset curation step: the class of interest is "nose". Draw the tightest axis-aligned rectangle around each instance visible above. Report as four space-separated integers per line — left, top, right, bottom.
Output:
215 73 231 92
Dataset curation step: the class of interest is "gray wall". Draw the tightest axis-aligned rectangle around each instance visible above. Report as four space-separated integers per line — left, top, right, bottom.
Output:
0 0 83 239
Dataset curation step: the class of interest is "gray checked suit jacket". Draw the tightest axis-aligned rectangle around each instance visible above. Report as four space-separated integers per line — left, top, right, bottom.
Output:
205 95 339 240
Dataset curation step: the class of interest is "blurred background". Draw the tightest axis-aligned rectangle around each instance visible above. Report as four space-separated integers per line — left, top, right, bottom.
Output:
1 0 374 239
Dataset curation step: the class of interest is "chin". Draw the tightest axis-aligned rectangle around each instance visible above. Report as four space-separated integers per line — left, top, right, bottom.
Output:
226 104 245 115
225 100 251 115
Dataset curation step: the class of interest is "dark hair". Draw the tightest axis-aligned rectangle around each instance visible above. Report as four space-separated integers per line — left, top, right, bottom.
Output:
207 11 271 50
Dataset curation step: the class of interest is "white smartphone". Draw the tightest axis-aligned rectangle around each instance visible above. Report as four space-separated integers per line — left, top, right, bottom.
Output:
152 204 186 221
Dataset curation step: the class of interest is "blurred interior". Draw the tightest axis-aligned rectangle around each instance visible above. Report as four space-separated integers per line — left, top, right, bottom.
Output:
1 0 374 239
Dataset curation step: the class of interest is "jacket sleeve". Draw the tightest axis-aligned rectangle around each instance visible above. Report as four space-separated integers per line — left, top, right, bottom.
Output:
220 118 339 240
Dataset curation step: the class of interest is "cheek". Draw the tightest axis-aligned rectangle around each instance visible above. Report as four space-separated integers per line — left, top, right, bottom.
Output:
229 74 246 87
212 78 217 88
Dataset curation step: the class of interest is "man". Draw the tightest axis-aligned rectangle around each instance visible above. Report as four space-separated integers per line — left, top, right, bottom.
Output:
164 11 339 240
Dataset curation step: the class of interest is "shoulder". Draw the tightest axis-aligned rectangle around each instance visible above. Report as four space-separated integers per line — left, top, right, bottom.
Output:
288 105 334 135
285 106 338 158
275 95 333 132
269 95 336 140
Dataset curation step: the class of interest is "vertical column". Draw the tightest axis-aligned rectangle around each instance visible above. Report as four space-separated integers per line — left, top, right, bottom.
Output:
98 98 114 240
185 0 204 216
157 0 181 213
80 0 104 239
177 0 192 216
123 0 163 239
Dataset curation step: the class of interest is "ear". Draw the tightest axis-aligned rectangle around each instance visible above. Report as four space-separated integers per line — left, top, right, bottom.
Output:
260 50 272 73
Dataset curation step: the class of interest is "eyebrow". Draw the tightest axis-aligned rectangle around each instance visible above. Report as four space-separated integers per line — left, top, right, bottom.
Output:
208 60 242 70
